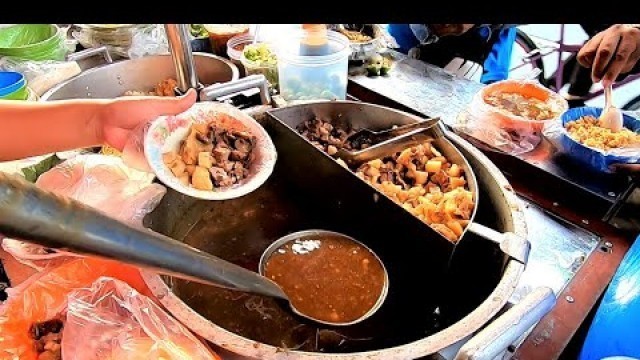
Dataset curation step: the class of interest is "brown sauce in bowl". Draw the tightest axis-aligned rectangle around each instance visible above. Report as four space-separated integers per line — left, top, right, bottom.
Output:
263 233 387 324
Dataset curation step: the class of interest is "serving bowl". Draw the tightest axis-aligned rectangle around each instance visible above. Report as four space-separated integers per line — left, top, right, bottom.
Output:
558 106 640 173
144 101 277 200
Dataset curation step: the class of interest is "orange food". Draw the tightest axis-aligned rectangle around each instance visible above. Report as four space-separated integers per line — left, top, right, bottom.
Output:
0 257 148 360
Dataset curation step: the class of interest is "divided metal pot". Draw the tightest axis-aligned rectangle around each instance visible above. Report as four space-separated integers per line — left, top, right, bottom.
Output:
141 101 554 359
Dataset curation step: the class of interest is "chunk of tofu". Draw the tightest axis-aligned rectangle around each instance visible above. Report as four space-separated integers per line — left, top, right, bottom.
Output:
170 159 186 177
413 170 428 185
178 173 190 186
198 152 214 168
425 160 442 173
162 151 179 166
192 166 213 191
448 164 461 177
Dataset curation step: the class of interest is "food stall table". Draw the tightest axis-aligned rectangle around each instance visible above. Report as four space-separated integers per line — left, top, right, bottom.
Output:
346 50 639 359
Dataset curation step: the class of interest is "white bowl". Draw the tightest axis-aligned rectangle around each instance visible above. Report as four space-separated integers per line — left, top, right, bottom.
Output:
144 101 277 200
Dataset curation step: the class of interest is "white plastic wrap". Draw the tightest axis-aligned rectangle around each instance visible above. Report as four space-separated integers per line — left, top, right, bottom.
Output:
0 57 81 96
127 24 169 59
453 79 568 155
1 154 165 270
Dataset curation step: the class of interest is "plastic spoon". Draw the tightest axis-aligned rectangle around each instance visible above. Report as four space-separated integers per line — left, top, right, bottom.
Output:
599 80 624 132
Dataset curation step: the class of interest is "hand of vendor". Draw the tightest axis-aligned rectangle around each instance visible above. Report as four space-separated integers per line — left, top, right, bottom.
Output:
0 88 197 162
577 24 640 83
610 163 640 174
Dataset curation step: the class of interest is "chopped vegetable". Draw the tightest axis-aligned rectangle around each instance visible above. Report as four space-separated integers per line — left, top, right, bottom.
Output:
21 154 64 183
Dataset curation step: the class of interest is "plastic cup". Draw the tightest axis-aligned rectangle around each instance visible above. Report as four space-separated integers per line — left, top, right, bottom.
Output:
240 43 279 90
275 30 351 101
0 85 28 100
203 24 249 56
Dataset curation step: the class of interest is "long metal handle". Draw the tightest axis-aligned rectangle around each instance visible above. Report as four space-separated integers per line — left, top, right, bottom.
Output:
0 172 287 301
200 74 271 105
165 24 199 92
66 46 113 64
454 287 556 360
467 222 530 264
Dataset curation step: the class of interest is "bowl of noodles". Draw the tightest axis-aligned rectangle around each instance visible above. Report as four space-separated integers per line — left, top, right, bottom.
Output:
559 107 640 173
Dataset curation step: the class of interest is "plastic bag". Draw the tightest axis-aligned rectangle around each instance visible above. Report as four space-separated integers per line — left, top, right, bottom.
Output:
452 79 568 155
62 277 220 360
127 24 169 59
542 106 640 173
0 56 81 96
579 235 640 360
0 257 149 360
1 154 166 270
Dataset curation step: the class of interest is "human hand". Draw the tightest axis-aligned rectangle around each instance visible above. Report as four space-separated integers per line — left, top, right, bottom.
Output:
577 24 640 83
97 88 197 151
429 24 475 37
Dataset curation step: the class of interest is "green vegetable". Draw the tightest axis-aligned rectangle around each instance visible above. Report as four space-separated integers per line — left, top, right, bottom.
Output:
366 63 381 76
189 24 208 38
243 43 277 66
20 154 63 183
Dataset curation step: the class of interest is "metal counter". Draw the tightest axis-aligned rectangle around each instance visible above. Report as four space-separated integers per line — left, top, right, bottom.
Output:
347 51 637 359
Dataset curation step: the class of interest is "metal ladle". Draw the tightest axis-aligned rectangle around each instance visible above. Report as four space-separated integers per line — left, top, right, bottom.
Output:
0 173 383 326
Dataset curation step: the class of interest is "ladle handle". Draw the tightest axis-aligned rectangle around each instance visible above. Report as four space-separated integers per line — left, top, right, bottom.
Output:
467 222 530 264
0 172 288 301
454 287 556 360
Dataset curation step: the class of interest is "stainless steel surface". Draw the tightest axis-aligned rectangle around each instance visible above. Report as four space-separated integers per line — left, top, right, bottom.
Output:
454 287 556 360
41 53 239 101
258 229 390 327
66 45 113 64
508 199 601 305
200 74 271 104
0 172 288 300
141 100 528 359
165 24 199 92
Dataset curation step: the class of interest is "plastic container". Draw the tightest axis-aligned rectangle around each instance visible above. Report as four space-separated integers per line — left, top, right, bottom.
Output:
226 33 255 76
0 24 66 61
470 79 568 133
203 24 249 56
240 43 279 90
72 24 141 58
0 71 25 96
276 30 350 101
558 107 640 173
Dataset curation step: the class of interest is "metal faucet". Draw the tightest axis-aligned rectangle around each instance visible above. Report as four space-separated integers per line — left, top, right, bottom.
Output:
164 24 200 94
164 23 271 105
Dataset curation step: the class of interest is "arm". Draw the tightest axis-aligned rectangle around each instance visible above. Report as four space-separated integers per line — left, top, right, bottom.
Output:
577 24 640 83
0 90 196 162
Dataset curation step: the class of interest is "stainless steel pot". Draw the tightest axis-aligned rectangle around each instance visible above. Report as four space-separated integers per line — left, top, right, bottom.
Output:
141 101 555 360
40 51 239 101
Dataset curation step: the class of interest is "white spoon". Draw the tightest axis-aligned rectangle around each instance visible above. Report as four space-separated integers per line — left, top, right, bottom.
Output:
599 80 624 132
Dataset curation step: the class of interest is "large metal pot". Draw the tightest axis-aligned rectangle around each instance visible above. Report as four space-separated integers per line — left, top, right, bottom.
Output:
40 51 239 100
141 101 554 359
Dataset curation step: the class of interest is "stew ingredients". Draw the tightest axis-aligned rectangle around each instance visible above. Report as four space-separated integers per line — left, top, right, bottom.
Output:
263 234 386 324
123 78 178 97
31 318 64 360
484 92 558 121
298 117 474 242
163 122 256 190
566 115 640 151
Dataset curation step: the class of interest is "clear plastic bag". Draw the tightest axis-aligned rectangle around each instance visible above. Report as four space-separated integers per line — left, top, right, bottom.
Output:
0 257 148 360
542 106 640 173
2 154 165 270
0 56 81 96
62 277 220 360
127 24 169 59
452 79 568 155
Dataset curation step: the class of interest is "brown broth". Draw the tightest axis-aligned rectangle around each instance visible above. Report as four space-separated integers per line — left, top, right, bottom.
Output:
263 234 386 324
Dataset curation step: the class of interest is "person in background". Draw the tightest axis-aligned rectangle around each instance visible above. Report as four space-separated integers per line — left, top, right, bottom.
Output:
0 89 196 161
386 24 517 84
